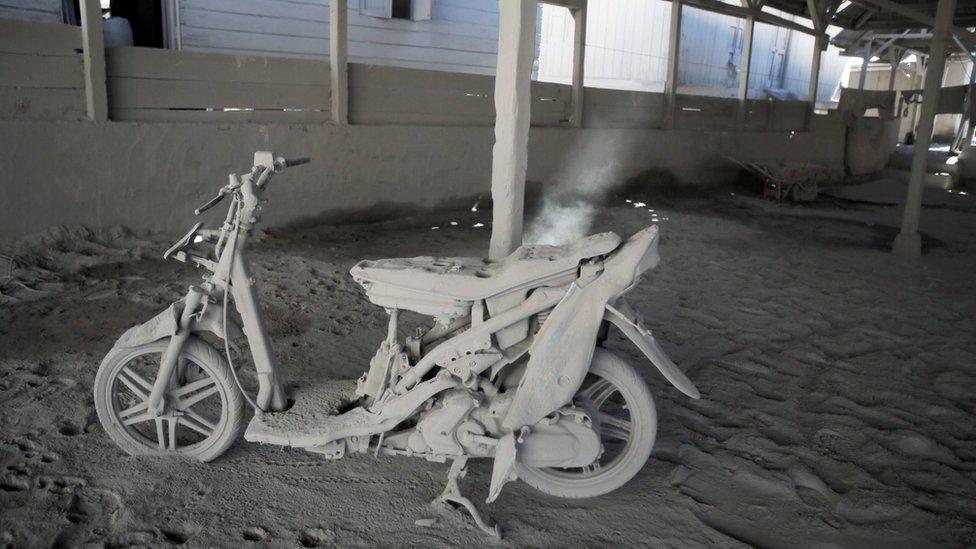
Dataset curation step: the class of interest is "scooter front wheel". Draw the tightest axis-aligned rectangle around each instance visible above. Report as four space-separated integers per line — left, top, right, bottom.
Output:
93 336 244 462
515 349 657 499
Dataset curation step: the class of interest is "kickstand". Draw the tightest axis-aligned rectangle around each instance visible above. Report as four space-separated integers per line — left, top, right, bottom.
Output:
434 458 501 539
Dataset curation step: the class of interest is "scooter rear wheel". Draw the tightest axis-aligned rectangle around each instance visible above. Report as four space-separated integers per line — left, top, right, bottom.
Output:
515 349 657 499
93 336 244 462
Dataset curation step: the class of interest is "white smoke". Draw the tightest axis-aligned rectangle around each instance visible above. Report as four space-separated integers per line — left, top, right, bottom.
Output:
524 158 615 245
524 196 596 245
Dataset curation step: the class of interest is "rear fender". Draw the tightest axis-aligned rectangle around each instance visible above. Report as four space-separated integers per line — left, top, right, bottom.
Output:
604 301 700 399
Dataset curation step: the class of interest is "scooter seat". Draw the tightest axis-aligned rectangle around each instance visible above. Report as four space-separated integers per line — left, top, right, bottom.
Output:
350 232 622 307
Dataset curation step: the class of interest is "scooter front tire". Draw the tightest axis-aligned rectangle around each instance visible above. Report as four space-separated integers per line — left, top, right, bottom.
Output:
93 336 245 462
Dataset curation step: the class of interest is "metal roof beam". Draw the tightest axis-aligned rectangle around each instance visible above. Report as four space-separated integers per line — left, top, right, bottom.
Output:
538 0 585 9
848 0 976 46
682 0 823 37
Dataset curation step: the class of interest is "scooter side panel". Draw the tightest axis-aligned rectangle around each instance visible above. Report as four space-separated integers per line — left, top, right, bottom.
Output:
501 282 606 431
501 227 663 431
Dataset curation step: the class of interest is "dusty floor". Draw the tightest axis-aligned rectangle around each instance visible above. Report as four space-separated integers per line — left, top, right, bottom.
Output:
1 184 975 548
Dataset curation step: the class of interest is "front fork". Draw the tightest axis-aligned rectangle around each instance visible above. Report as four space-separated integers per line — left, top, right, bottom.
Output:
146 286 205 416
146 254 289 416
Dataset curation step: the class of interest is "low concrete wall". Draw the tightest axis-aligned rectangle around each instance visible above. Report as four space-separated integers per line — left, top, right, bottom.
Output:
0 114 847 241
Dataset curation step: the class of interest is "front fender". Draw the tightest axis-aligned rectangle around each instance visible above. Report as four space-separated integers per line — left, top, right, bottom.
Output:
112 300 243 349
114 303 181 348
604 301 700 399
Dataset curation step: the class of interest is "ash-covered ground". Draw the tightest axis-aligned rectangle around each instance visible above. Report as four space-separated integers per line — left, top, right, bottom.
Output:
1 185 975 548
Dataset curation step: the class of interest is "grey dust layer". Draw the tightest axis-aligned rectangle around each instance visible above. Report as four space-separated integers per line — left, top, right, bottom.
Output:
88 153 697 538
1 178 975 547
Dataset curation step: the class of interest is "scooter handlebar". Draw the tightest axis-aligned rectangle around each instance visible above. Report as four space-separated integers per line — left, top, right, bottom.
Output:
282 156 310 167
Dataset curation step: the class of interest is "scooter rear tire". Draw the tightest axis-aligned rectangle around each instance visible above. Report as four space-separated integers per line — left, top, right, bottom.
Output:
515 349 657 499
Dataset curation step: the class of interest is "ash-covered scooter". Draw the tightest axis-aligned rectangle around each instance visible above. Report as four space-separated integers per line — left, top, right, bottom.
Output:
94 152 700 537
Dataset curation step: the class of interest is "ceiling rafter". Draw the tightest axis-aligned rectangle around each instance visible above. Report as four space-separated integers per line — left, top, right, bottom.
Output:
848 0 976 47
682 0 824 38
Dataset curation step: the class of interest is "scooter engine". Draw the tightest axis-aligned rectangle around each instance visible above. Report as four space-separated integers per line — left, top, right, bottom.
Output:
408 389 490 458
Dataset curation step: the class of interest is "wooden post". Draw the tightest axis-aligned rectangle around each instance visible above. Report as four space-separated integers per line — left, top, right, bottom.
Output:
892 0 957 257
908 57 926 137
954 56 976 148
737 16 755 128
79 0 107 122
808 36 824 104
569 1 587 128
488 0 536 260
858 53 870 89
808 33 824 119
330 0 348 124
887 49 900 90
806 0 824 129
664 0 682 129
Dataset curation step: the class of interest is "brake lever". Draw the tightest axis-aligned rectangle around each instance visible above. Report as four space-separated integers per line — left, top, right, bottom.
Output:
194 192 225 215
195 174 244 215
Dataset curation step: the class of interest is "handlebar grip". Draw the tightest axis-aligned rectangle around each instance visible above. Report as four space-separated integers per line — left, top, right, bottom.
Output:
194 193 225 215
283 157 311 167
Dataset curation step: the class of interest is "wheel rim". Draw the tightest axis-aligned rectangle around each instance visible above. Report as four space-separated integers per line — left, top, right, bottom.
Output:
107 347 228 454
532 371 638 481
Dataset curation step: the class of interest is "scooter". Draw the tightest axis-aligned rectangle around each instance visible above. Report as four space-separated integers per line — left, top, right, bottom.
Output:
93 152 700 537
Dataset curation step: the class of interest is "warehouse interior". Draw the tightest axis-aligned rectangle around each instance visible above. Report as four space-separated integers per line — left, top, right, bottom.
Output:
1 0 975 547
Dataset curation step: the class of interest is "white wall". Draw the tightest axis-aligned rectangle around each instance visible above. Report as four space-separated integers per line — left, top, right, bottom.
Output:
537 0 672 92
177 0 511 75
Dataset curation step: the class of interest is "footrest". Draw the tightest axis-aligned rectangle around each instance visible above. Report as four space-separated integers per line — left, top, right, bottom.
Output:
244 379 367 448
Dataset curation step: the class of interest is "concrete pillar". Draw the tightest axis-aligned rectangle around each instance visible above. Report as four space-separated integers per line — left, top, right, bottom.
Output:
79 0 107 122
664 0 682 129
569 2 587 128
892 0 957 257
488 0 536 259
330 0 348 124
737 17 755 128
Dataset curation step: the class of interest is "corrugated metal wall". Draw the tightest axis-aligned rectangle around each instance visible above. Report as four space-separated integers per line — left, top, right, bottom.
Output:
538 0 850 105
537 0 672 92
679 6 745 97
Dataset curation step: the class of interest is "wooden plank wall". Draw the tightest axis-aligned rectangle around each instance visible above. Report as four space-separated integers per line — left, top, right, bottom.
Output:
674 95 738 130
584 88 666 129
105 47 331 123
674 95 807 131
744 98 808 131
348 64 568 126
0 16 810 130
0 0 62 23
0 18 85 120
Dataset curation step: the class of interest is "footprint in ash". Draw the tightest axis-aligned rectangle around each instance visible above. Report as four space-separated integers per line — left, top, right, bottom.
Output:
242 525 270 542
